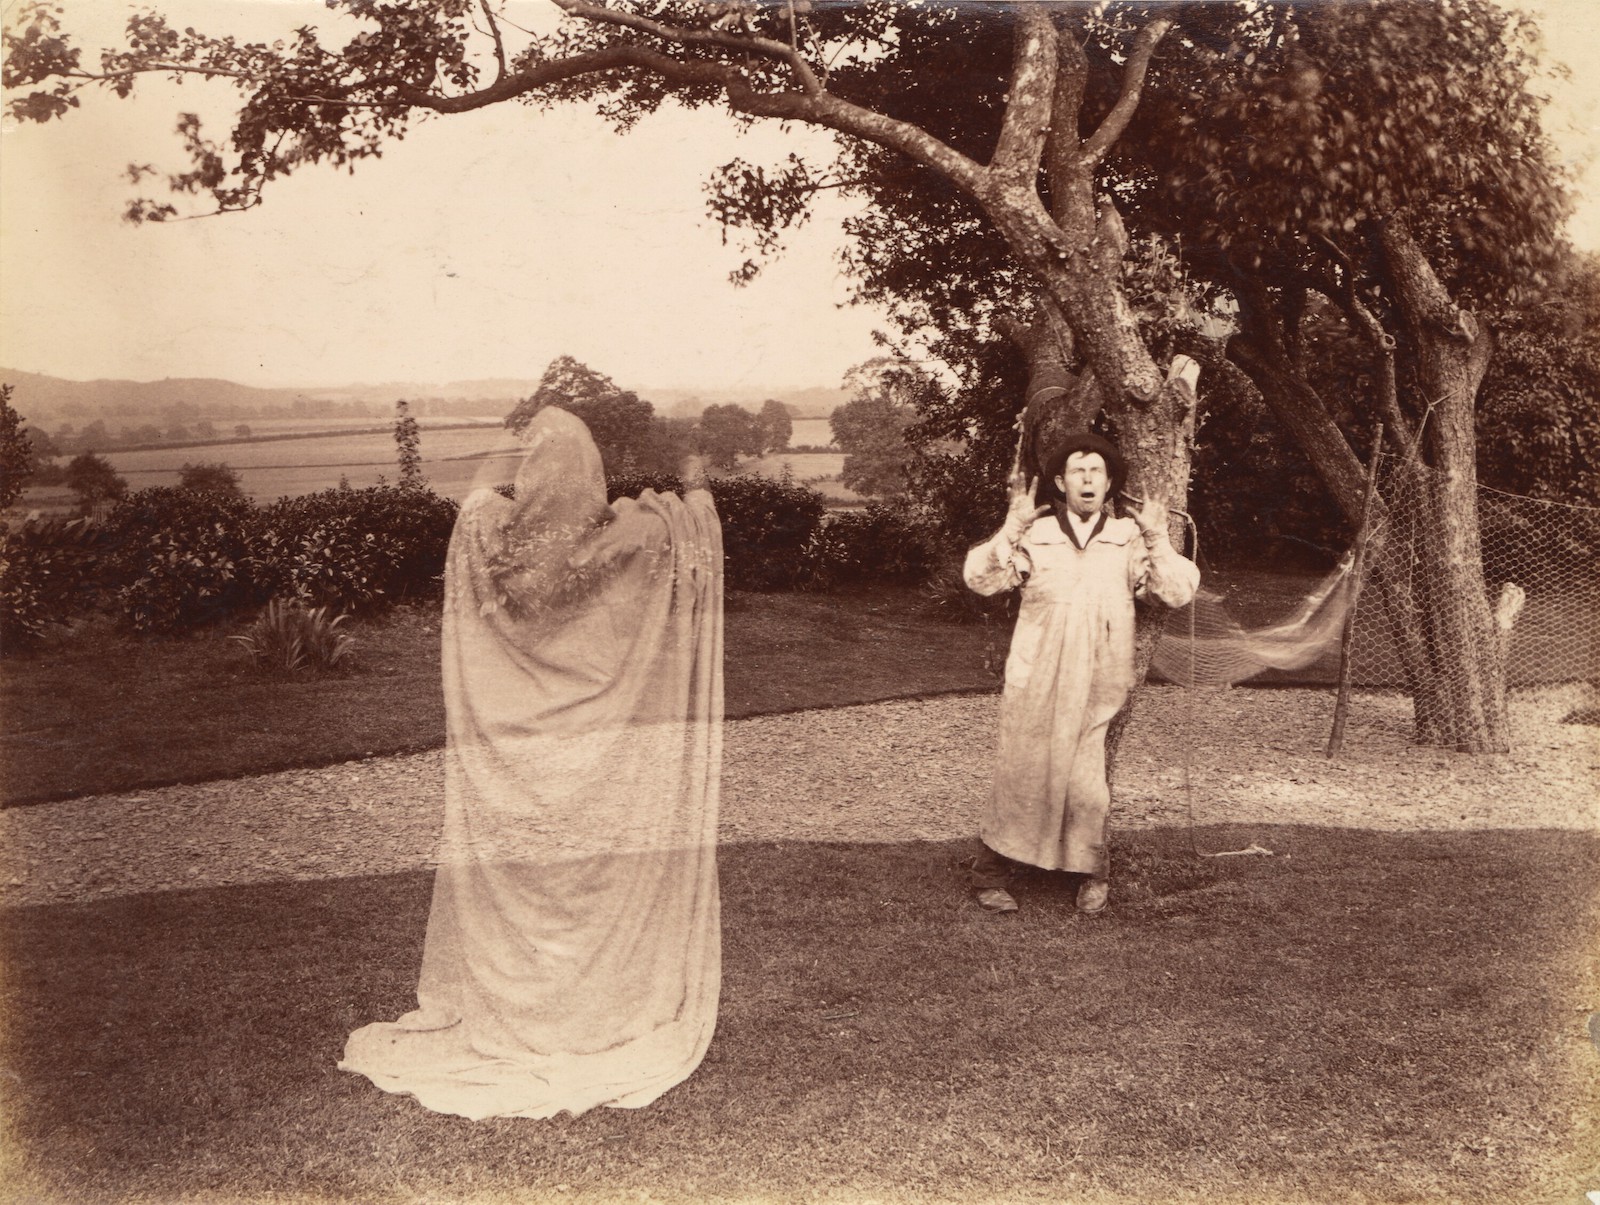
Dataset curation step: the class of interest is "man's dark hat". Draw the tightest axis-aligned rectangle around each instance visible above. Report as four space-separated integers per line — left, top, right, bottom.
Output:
1041 431 1126 499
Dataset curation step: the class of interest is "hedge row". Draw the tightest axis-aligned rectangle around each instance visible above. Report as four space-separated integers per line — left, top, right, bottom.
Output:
1 478 938 649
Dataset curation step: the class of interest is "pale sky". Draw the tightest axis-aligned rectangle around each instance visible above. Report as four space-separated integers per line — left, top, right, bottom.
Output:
1 0 1597 396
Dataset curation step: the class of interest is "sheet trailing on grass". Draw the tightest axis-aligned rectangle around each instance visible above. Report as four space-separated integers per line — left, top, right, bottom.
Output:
340 406 723 1120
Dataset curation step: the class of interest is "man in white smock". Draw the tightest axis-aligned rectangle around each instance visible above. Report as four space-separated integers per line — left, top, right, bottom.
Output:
964 431 1199 915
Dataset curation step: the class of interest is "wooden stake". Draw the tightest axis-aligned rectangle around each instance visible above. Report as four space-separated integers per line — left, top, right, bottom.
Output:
1327 423 1385 757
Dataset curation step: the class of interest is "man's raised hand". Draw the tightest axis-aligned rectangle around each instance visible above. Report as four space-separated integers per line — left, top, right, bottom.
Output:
1003 440 1051 541
1124 493 1171 543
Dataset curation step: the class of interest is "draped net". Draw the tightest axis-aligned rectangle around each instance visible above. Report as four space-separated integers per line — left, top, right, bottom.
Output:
340 406 723 1120
1150 554 1357 687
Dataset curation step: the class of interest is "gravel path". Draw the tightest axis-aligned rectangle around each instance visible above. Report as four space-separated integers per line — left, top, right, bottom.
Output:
2 685 1595 908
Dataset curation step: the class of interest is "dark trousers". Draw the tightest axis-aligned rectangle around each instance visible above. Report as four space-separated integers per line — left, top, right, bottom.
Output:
971 842 1100 892
970 843 1022 891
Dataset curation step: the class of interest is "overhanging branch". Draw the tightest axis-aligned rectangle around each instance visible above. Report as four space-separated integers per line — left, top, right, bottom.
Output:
1081 17 1171 164
552 0 824 95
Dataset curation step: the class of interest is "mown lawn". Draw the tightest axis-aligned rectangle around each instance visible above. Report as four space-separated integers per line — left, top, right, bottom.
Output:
1 585 1009 806
2 826 1596 1203
3 578 1597 1202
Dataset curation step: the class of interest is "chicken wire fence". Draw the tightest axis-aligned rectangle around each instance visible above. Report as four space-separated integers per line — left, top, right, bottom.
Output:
1149 461 1599 784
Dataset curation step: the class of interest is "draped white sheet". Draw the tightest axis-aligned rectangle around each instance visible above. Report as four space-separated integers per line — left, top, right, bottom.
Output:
340 407 723 1120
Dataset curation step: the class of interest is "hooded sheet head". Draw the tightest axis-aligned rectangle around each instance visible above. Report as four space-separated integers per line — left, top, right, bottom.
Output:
479 406 616 622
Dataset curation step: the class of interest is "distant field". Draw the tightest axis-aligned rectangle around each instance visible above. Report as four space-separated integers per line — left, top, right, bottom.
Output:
16 418 850 511
96 426 524 504
203 415 504 435
743 450 861 505
787 416 834 448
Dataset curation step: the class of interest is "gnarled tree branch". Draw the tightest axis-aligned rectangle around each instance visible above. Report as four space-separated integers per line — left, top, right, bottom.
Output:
1080 17 1172 164
552 0 824 96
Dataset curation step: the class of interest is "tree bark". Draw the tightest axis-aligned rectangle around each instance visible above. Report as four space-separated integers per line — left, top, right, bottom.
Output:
1377 220 1510 751
1222 221 1516 752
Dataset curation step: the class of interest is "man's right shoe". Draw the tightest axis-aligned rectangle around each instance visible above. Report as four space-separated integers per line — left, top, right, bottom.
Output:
976 888 1019 913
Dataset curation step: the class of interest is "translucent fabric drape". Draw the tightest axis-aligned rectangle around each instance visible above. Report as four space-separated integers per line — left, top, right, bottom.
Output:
340 406 723 1120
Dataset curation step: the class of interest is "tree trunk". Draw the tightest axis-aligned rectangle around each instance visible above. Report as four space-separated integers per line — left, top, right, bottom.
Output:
1225 255 1515 753
1379 221 1510 752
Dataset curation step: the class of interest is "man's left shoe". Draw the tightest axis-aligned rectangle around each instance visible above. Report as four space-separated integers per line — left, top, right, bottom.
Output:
977 888 1019 914
1076 877 1109 915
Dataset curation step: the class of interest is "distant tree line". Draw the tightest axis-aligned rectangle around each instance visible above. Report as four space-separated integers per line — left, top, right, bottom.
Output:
503 356 797 474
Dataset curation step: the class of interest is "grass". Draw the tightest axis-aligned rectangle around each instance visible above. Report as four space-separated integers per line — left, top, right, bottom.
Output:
1 585 1005 806
4 572 1597 1202
2 826 1596 1203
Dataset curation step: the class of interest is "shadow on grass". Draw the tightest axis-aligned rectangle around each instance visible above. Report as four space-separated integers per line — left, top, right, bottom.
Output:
3 826 1597 1204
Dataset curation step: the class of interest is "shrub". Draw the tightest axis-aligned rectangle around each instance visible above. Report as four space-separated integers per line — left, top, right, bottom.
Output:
0 516 109 651
231 598 355 674
706 472 825 592
102 488 261 632
919 555 1018 627
250 511 399 615
802 502 938 591
605 471 686 503
259 486 458 607
64 452 129 514
470 472 825 593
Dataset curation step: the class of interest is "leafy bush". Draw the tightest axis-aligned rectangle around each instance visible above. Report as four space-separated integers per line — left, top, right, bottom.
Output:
231 598 355 674
706 472 825 592
919 555 1019 626
260 486 457 605
605 471 685 503
102 488 261 632
0 516 109 651
250 511 397 615
94 484 458 632
803 502 938 590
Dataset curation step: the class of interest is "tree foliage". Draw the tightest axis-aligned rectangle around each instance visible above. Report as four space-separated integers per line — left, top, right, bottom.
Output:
829 357 937 500
1 384 35 511
505 355 657 473
756 398 793 454
393 399 425 490
64 452 127 513
695 402 762 470
178 461 244 496
1476 251 1600 505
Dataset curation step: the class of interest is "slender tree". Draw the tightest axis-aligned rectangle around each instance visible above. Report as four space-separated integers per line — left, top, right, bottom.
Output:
0 385 35 511
393 399 425 490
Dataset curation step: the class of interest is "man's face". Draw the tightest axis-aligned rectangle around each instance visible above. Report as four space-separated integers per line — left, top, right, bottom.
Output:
1055 451 1109 518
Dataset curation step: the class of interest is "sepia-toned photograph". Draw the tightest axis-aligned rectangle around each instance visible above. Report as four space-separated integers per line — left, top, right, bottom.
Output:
1 1 1596 1201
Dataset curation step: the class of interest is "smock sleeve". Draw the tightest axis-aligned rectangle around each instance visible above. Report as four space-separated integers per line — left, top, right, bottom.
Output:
1130 530 1200 608
964 521 1032 596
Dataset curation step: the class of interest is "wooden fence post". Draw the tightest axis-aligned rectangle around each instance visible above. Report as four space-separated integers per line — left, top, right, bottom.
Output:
1327 423 1385 758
